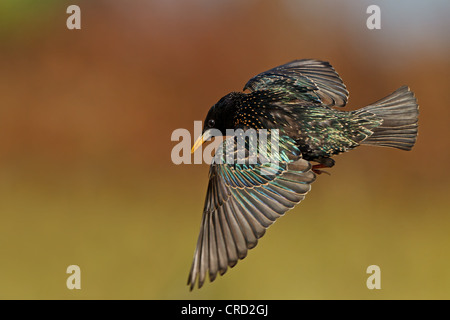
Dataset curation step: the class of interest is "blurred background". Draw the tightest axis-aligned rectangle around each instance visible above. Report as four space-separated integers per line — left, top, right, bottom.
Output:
0 0 449 299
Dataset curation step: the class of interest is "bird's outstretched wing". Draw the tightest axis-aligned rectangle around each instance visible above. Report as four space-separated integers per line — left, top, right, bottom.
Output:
187 135 316 290
243 59 349 107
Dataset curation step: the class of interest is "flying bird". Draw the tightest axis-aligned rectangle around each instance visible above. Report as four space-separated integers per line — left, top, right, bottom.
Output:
188 59 419 290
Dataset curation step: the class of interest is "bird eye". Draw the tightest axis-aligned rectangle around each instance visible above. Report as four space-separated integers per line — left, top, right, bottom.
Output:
208 119 215 127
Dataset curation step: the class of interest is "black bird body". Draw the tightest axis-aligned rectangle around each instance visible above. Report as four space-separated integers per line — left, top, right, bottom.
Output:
213 91 382 162
188 59 419 290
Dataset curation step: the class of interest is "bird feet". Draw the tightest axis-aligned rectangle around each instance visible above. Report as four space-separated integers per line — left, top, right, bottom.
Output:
312 163 331 175
311 158 334 175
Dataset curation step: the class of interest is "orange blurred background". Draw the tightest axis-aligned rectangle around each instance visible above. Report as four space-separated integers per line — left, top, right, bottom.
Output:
0 0 449 299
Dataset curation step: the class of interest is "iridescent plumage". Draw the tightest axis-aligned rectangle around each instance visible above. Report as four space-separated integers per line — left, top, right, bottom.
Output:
188 59 419 290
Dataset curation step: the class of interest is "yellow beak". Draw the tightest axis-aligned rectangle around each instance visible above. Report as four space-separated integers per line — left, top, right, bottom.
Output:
191 130 213 154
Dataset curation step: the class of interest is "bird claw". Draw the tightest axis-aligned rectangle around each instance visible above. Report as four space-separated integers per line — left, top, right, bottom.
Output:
312 163 332 175
312 168 331 175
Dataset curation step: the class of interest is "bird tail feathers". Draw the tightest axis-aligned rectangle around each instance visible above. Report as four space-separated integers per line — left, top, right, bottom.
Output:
357 86 419 151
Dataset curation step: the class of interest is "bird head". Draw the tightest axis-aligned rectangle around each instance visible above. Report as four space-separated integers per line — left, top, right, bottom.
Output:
191 92 242 153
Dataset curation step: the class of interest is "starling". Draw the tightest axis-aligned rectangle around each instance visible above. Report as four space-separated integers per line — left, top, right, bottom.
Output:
188 59 419 290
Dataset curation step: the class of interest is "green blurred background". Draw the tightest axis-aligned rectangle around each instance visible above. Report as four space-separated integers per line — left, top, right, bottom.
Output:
0 0 449 299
